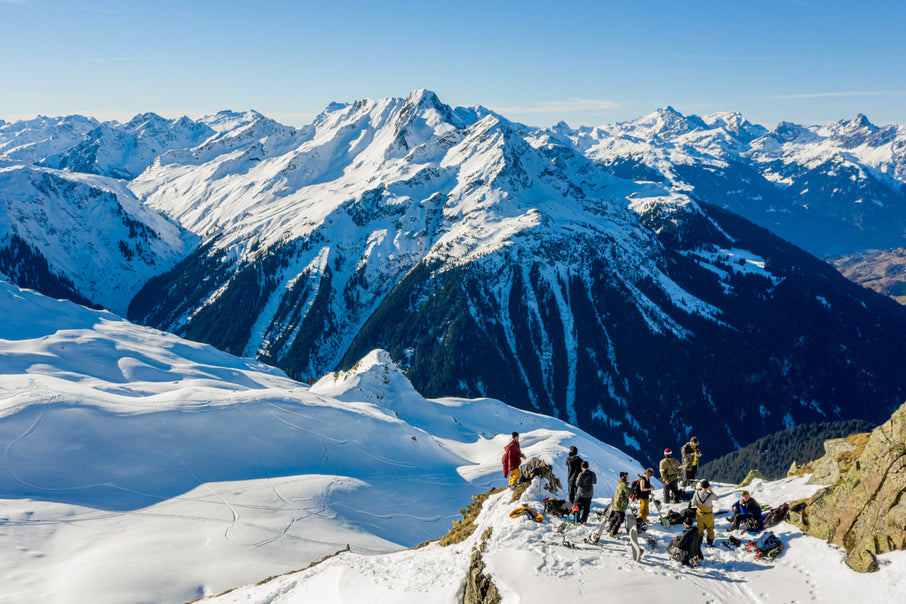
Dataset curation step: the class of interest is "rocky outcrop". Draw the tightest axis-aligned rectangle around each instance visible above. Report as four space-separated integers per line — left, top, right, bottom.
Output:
795 401 906 572
462 528 501 604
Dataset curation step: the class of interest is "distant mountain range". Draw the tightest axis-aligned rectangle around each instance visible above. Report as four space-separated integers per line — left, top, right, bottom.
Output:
2 91 906 463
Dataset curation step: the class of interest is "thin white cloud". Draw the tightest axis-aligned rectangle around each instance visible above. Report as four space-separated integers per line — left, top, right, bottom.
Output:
77 55 191 63
490 98 620 115
767 91 906 100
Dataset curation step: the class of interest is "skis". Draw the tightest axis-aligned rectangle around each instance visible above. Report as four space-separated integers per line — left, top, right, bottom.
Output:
625 512 643 562
550 538 628 553
652 498 669 528
586 503 612 545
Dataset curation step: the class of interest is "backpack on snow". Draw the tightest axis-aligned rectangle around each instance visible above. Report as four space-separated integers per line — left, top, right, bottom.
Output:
762 503 790 528
665 510 685 526
743 515 763 533
746 531 784 560
544 498 572 517
629 478 641 501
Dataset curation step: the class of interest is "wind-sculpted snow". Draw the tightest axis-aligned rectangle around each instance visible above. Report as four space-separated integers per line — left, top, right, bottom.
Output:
0 279 644 602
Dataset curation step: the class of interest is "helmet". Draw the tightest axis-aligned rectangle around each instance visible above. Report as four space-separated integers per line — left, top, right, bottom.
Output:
699 479 710 489
663 448 672 456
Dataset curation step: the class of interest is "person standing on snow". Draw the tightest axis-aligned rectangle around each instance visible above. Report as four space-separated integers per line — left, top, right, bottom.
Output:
681 437 701 488
574 460 596 523
502 432 526 486
659 448 682 503
566 446 584 504
608 472 631 536
691 479 718 546
638 468 655 526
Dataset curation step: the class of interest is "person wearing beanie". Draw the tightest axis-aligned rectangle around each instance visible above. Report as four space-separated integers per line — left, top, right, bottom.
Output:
667 515 704 567
681 437 702 488
565 446 584 504
608 472 631 536
659 448 682 503
574 460 596 523
691 479 718 546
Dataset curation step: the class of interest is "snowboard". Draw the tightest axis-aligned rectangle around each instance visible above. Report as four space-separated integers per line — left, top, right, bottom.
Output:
652 498 669 528
586 503 612 545
625 512 643 562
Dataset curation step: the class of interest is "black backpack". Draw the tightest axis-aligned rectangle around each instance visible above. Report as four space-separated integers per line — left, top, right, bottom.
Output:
544 498 572 517
763 503 790 528
743 515 763 533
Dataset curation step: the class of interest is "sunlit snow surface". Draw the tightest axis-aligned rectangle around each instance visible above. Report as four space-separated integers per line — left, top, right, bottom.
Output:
206 477 906 604
0 278 639 603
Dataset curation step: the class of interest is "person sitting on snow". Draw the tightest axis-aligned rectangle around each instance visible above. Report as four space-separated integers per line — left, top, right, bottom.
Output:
728 490 763 531
667 516 704 567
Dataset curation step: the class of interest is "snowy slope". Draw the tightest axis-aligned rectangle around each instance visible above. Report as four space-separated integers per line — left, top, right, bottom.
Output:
201 475 906 604
0 278 640 603
0 164 196 313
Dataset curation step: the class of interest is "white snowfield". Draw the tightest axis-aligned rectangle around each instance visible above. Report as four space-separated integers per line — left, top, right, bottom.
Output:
0 278 640 603
206 478 906 604
3 280 904 603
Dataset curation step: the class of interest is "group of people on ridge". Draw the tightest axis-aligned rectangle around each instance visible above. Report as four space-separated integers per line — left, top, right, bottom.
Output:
503 432 761 567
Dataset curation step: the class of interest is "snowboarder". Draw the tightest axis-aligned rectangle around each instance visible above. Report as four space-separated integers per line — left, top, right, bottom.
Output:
667 516 704 566
659 448 682 503
565 446 584 504
502 432 526 486
691 479 718 546
728 490 763 531
608 472 630 536
574 460 596 523
681 437 701 488
637 468 654 526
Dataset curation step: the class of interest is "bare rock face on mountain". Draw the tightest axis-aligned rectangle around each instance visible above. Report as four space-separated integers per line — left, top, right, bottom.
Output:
829 248 906 306
796 401 906 572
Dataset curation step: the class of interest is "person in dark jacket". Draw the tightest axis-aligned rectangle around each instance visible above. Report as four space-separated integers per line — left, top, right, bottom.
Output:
681 437 701 488
638 468 654 526
608 472 630 536
574 460 596 523
728 490 763 531
565 446 584 504
667 516 703 566
502 432 526 484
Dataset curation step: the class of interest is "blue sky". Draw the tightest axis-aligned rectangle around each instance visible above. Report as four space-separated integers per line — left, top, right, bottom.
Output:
2 0 905 128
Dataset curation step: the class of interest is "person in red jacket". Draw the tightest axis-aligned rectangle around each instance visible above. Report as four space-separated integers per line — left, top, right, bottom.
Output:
502 431 526 481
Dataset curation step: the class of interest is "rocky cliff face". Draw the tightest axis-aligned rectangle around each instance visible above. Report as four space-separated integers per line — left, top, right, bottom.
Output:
794 401 906 572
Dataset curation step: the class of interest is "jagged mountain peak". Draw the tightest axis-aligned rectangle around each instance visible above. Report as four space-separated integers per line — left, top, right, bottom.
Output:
627 106 708 138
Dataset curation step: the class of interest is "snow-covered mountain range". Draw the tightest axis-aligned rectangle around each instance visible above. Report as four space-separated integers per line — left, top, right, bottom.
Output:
565 108 906 256
2 92 906 464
